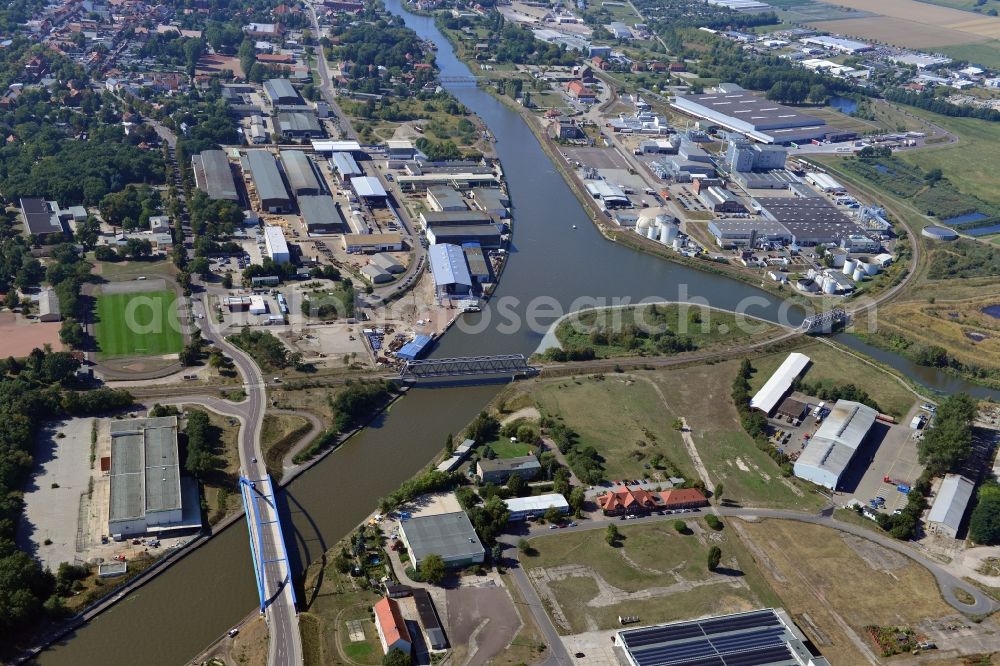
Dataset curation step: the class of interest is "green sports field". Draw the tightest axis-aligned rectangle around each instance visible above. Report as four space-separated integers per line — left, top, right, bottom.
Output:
94 290 185 358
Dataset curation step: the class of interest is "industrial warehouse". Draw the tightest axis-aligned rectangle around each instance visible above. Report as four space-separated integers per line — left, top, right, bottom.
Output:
671 86 830 144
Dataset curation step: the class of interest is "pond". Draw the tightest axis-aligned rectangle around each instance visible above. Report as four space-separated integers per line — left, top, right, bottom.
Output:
828 96 858 115
942 212 988 225
984 304 1000 319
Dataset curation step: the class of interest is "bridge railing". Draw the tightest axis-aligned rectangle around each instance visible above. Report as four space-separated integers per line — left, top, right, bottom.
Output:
399 354 537 379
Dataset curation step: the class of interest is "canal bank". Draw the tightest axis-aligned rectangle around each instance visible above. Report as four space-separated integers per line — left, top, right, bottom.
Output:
32 2 996 664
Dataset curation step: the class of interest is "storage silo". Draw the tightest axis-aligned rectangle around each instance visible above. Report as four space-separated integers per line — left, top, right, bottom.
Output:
853 266 865 282
822 277 838 294
864 261 879 276
843 258 857 275
646 224 658 239
660 224 678 245
672 238 683 251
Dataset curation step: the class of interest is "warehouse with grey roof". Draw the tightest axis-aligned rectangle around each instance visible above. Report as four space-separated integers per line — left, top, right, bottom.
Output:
299 195 346 234
192 150 239 201
108 416 200 538
398 511 485 569
280 150 322 196
244 150 291 212
794 400 879 490
672 86 829 144
755 197 862 245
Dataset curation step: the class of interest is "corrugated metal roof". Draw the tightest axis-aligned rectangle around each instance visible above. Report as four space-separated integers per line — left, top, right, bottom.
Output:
298 195 345 230
399 511 484 564
280 150 320 195
109 416 181 523
429 243 471 288
794 400 877 489
750 352 810 413
351 176 387 198
928 474 974 532
264 225 288 257
504 493 569 514
263 78 298 103
245 150 290 204
329 151 361 177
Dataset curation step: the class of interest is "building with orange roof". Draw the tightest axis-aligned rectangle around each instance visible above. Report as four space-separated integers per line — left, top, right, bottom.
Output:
597 485 707 516
373 597 412 656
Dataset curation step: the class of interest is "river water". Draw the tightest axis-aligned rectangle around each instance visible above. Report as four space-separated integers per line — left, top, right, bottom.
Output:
33 3 996 665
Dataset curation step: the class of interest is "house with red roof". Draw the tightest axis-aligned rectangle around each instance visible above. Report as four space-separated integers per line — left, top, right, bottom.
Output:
373 597 412 656
565 80 596 102
596 485 707 516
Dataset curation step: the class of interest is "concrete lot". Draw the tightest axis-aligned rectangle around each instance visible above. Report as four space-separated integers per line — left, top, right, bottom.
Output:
563 145 630 171
841 422 923 515
561 629 622 665
446 585 520 666
17 416 95 569
279 322 370 365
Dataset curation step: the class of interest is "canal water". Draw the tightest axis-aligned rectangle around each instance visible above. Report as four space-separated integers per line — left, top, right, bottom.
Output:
828 95 859 115
34 3 997 664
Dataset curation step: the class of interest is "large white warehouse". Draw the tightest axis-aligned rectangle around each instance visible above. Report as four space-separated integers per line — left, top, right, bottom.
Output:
264 225 290 264
794 400 878 490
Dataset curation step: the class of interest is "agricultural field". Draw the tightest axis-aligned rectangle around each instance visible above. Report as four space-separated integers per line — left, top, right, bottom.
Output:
94 289 184 358
738 519 989 664
553 304 782 359
523 520 780 634
938 39 1000 69
915 0 1000 12
531 375 694 483
810 0 1000 38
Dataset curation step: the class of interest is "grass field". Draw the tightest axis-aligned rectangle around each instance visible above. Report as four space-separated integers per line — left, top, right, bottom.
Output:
554 304 781 359
488 438 536 458
94 289 184 358
524 520 780 634
649 360 825 509
738 519 960 664
532 375 693 483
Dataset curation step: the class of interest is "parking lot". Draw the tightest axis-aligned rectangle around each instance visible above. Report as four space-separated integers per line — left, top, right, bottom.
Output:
841 422 923 515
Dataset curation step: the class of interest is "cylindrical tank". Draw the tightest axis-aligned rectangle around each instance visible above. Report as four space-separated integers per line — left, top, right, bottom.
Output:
822 277 837 294
660 224 678 244
672 238 682 250
853 266 865 282
864 261 879 276
646 225 658 239
843 259 857 275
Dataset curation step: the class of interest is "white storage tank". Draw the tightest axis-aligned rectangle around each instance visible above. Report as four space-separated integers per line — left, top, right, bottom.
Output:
853 266 865 282
843 258 857 275
864 261 879 276
660 224 678 244
672 238 683 250
646 224 658 239
822 277 838 294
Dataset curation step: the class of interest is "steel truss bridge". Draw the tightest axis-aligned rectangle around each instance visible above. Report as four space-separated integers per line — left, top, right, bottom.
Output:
399 354 538 381
800 308 848 334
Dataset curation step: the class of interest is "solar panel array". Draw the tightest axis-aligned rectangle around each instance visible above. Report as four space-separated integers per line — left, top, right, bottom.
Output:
619 610 798 666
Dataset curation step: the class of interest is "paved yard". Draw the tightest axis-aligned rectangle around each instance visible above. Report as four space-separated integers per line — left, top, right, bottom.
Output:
17 417 96 569
840 422 923 515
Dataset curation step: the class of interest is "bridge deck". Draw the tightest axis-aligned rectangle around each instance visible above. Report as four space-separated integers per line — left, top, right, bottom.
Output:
400 354 537 379
239 475 297 613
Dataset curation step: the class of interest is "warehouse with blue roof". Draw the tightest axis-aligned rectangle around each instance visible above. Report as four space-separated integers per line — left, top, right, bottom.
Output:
397 335 434 361
429 243 472 298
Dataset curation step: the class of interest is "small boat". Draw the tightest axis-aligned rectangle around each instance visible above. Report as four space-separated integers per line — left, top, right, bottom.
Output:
572 225 577 229
228 628 239 638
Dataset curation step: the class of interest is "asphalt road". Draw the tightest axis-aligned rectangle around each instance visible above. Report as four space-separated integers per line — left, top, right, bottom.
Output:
192 284 304 666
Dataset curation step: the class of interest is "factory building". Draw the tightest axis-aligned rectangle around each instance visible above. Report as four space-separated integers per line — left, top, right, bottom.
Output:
244 150 291 212
429 243 472 297
263 78 301 106
299 195 347 234
470 188 510 218
805 172 846 193
426 186 468 212
463 246 491 283
397 172 501 191
927 474 975 538
708 219 791 248
192 150 239 201
426 224 503 248
418 210 494 229
585 180 630 209
329 152 361 183
311 139 363 156
672 86 828 144
725 139 788 172
731 169 800 190
361 264 393 284
275 111 322 138
615 609 831 666
263 225 290 264
386 139 416 160
698 186 747 214
37 288 61 322
398 511 485 569
108 416 199 538
371 252 404 274
279 150 322 197
755 197 862 245
801 35 872 54
794 400 879 490
351 176 388 204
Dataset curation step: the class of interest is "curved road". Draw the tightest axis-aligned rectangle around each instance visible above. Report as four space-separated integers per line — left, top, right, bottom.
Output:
190 283 304 666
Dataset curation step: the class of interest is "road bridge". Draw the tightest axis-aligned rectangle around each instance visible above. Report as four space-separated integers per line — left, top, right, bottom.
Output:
399 354 538 381
239 475 298 617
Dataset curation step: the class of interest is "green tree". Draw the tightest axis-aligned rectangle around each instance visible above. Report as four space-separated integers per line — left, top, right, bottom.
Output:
713 483 724 504
970 490 1000 545
707 546 722 571
569 486 586 515
517 538 530 553
382 648 412 666
59 318 85 348
445 433 454 455
606 523 619 546
674 520 687 533
419 553 447 585
705 514 723 530
544 505 563 524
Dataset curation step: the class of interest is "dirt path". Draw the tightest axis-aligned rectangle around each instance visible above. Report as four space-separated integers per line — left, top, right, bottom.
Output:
500 406 541 425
